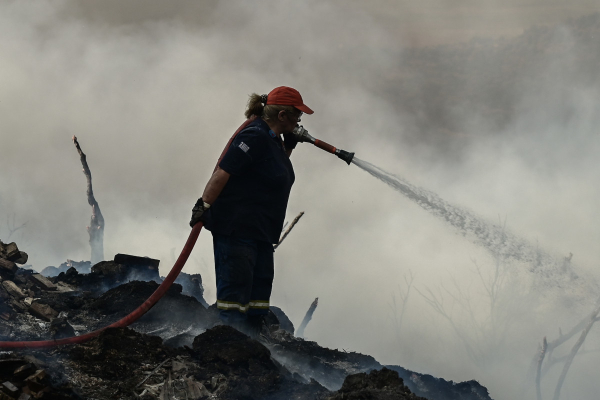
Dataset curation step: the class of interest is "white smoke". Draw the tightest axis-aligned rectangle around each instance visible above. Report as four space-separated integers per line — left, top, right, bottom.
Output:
1 2 600 399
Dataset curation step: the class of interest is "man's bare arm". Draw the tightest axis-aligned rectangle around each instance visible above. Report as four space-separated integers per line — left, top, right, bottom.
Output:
202 167 231 205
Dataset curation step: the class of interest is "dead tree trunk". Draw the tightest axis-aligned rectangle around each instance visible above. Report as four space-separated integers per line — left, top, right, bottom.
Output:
296 297 318 338
72 136 104 265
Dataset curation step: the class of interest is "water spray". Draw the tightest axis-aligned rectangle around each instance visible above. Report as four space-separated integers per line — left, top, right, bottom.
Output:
350 157 599 299
292 126 355 165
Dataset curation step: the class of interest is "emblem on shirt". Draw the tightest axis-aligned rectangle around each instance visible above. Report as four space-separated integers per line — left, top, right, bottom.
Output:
239 142 250 153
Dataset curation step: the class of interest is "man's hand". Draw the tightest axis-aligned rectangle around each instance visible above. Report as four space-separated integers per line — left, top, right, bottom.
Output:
192 167 230 227
190 198 210 227
283 132 299 151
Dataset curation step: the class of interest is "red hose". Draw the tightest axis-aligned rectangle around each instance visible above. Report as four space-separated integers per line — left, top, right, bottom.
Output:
313 139 337 154
0 223 203 349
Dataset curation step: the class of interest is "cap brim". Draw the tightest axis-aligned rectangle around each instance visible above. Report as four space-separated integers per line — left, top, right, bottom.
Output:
296 104 314 114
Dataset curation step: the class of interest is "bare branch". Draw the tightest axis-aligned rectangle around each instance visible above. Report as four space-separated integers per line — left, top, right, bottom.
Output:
552 303 600 400
416 285 480 363
6 214 27 240
397 271 414 334
473 259 493 300
443 278 483 337
274 212 304 250
528 297 600 387
542 348 600 378
536 336 547 400
547 302 600 352
389 271 415 342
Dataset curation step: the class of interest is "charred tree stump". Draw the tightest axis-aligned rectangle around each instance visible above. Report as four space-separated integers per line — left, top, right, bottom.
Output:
296 297 318 338
72 136 104 266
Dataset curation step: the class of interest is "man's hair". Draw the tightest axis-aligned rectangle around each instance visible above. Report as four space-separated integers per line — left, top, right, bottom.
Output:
245 93 296 120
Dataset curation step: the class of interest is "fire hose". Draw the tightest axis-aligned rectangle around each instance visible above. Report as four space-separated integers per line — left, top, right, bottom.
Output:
0 123 353 349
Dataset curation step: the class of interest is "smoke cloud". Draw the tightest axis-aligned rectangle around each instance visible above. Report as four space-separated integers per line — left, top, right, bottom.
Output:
1 1 600 398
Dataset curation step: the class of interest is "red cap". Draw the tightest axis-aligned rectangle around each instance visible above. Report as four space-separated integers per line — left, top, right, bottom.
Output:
266 86 314 114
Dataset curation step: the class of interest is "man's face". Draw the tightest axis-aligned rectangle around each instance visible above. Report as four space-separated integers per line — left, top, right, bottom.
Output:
280 109 303 133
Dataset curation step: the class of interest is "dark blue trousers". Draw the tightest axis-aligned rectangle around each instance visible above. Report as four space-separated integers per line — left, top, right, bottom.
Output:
212 233 275 324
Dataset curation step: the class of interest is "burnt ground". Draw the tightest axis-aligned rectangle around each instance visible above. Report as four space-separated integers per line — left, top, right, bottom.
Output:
264 330 490 400
1 260 493 400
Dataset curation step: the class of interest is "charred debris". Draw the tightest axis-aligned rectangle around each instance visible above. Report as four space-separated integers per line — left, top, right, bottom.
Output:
0 240 491 400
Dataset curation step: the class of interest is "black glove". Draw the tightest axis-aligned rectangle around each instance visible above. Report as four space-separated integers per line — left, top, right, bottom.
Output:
190 198 209 227
282 132 299 151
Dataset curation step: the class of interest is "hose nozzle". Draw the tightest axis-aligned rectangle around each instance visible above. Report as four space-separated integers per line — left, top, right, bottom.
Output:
292 125 316 144
292 126 355 165
335 149 355 165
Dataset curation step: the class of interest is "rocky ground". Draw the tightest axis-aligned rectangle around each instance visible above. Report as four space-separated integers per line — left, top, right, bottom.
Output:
0 241 492 400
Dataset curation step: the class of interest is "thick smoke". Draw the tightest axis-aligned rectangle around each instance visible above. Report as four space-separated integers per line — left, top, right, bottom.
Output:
1 2 600 399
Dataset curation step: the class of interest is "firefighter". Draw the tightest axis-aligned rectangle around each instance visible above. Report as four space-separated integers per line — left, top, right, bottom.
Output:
190 86 313 335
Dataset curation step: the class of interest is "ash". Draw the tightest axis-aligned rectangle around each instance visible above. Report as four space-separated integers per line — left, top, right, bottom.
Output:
1 243 491 399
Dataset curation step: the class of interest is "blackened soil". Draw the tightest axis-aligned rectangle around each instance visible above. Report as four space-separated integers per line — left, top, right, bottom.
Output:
266 331 491 400
85 280 212 329
386 365 492 400
327 368 427 400
53 265 111 294
87 280 171 315
38 290 88 314
327 367 428 400
20 326 330 400
67 327 173 380
11 319 488 400
266 330 380 389
4 270 491 400
40 327 184 399
192 325 274 369
191 325 329 400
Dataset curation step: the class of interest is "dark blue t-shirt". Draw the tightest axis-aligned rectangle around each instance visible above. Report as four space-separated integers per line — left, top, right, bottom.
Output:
204 118 295 244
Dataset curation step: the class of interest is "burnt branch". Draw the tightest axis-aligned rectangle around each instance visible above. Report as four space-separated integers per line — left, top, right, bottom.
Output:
73 135 104 265
296 297 319 338
136 358 171 388
274 211 304 250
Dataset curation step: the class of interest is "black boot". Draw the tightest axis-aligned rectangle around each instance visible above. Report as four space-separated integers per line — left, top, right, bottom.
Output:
245 315 265 339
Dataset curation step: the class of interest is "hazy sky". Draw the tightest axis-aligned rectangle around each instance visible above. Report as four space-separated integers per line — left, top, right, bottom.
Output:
1 2 599 399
